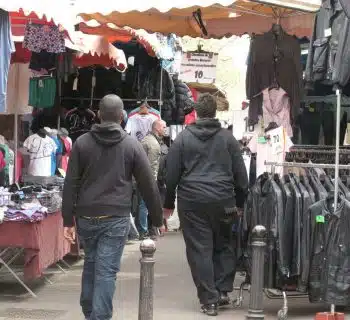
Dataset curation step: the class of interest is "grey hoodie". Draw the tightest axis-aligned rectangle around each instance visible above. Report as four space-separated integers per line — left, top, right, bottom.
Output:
62 123 163 227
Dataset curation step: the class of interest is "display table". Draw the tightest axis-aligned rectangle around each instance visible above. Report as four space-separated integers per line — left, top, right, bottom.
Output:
0 211 71 297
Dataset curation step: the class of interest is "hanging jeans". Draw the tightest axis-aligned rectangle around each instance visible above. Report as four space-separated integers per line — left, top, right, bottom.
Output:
77 216 130 320
300 108 335 145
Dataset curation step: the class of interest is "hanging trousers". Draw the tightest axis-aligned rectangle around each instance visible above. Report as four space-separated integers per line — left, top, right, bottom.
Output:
179 204 236 305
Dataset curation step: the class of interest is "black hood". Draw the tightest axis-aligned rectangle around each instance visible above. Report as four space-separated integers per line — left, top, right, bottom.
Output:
187 118 222 141
90 123 127 146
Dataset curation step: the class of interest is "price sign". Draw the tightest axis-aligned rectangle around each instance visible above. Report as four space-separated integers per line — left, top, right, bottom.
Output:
269 127 285 155
179 51 218 84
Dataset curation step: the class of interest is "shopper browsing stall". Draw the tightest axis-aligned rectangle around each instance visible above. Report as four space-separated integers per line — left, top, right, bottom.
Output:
62 94 163 320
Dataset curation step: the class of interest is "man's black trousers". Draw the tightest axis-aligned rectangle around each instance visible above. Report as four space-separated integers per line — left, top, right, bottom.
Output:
179 205 236 305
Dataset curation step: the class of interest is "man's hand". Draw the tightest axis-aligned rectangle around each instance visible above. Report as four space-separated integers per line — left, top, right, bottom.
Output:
163 208 174 220
64 227 76 244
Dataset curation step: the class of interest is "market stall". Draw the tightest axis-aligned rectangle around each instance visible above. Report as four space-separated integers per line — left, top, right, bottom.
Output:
77 1 350 319
0 3 79 297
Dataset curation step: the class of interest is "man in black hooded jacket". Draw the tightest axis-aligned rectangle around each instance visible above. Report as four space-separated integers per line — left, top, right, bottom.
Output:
164 93 248 316
62 94 163 320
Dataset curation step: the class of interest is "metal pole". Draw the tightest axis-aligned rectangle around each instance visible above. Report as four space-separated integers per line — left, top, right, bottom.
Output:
334 89 341 212
246 225 267 320
138 239 156 320
159 66 163 115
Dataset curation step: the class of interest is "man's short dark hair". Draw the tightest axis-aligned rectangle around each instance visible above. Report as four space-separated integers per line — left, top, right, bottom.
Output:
195 93 217 119
99 94 124 123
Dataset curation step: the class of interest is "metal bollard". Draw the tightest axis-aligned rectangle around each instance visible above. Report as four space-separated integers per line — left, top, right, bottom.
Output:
138 239 156 320
246 225 267 320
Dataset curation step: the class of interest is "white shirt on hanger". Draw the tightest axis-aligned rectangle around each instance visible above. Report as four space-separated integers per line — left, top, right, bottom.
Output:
248 126 293 178
23 134 57 177
125 113 159 141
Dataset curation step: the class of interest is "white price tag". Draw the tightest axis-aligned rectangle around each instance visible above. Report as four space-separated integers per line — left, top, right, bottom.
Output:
325 28 332 37
270 132 284 155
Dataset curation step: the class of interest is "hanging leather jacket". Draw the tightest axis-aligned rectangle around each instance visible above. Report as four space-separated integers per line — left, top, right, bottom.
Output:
305 0 350 89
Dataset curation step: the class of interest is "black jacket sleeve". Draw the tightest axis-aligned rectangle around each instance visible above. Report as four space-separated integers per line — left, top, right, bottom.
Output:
164 136 183 209
132 141 163 227
62 142 82 227
230 137 249 208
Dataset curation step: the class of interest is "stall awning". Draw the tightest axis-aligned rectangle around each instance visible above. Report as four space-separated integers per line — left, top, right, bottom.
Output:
0 0 76 36
66 32 127 70
77 0 321 38
78 23 174 59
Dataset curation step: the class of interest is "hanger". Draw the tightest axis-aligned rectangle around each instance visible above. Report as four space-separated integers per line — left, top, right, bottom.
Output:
139 97 150 115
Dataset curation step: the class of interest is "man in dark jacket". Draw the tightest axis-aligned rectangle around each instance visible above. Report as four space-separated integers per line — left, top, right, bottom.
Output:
164 93 248 316
62 94 163 320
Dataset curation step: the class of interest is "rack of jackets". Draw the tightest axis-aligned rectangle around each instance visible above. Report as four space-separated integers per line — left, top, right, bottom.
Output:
242 161 350 306
305 0 350 92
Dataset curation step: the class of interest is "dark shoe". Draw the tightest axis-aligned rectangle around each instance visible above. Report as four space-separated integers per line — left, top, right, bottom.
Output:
201 303 218 316
139 232 149 240
218 292 230 306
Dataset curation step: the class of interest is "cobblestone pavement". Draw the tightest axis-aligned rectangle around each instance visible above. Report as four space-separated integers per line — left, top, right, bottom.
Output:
0 233 345 319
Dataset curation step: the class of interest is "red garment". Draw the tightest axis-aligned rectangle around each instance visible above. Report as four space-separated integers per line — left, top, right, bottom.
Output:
0 152 6 170
15 152 23 183
184 109 197 125
11 43 31 64
189 88 198 102
61 137 72 172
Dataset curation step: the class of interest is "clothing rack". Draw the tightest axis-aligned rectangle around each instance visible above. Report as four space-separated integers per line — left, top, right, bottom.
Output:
60 97 160 103
265 161 350 170
288 148 350 155
292 145 350 150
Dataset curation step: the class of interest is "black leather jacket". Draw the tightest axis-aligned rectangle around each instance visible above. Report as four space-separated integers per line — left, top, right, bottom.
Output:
305 198 350 305
244 175 283 288
305 0 350 89
288 175 302 277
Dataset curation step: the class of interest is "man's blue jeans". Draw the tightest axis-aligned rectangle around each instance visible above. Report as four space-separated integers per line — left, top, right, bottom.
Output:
77 216 130 320
138 199 148 233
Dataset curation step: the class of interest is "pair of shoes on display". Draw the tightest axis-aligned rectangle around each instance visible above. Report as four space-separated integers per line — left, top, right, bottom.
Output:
201 293 230 316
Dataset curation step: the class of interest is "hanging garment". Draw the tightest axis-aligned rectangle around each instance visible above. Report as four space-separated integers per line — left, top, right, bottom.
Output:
60 136 72 173
23 23 65 53
244 174 283 288
11 42 31 64
125 113 159 141
0 10 15 113
23 133 58 177
15 151 23 183
48 135 63 176
305 0 350 89
246 29 302 125
0 144 13 186
304 198 350 306
28 77 56 109
184 109 197 125
247 126 293 178
6 63 33 114
0 151 5 171
65 108 96 143
128 106 161 119
29 51 57 74
173 78 194 124
262 88 293 137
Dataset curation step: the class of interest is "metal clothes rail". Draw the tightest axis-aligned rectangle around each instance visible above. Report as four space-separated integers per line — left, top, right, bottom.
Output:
264 161 350 170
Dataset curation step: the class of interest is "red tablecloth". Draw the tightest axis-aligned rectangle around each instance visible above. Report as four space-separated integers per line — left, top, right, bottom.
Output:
0 211 71 280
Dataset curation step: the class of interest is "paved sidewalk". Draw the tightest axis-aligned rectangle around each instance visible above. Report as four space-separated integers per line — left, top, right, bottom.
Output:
0 232 344 319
